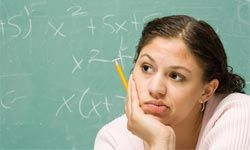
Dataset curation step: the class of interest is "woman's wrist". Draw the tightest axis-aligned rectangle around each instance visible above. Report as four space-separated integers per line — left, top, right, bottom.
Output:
144 137 175 150
143 131 176 150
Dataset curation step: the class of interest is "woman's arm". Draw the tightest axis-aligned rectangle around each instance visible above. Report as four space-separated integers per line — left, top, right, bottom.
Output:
125 75 176 150
94 126 117 150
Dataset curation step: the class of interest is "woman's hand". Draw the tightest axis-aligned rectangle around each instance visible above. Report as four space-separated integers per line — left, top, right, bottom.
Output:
125 75 176 150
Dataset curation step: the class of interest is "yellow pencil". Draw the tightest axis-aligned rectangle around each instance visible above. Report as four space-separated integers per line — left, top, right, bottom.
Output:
114 60 128 91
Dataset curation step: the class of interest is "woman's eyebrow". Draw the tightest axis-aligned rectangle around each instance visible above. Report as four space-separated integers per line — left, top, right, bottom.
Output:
169 66 192 74
139 53 155 63
140 53 192 74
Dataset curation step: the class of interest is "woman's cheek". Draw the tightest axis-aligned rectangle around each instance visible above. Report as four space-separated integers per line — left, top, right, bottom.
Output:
137 82 148 104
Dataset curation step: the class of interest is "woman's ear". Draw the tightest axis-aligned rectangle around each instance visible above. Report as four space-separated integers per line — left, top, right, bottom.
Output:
201 79 219 102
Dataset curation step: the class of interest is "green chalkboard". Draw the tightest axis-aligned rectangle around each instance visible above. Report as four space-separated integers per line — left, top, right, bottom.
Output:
0 0 249 149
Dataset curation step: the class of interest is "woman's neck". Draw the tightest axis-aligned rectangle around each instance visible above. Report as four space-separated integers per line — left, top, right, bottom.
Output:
173 110 203 149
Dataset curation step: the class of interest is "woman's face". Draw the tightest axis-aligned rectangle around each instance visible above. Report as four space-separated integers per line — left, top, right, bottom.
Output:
133 37 207 126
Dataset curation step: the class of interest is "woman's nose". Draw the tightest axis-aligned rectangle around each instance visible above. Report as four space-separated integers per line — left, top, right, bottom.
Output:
148 74 167 99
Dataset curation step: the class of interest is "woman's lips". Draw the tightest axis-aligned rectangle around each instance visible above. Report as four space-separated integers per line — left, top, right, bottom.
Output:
143 101 169 114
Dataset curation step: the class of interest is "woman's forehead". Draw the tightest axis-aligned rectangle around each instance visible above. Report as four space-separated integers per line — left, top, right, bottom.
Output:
138 37 203 73
139 37 193 61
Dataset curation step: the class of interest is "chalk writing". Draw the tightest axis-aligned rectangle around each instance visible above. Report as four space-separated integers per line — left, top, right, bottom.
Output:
0 5 163 38
116 36 133 69
8 13 22 37
0 20 4 35
67 6 87 17
55 94 75 116
48 21 66 37
30 0 48 12
102 14 116 33
115 20 128 33
88 99 102 117
22 6 32 39
72 55 83 74
237 0 250 26
88 18 95 35
0 6 32 38
0 90 26 109
55 88 115 119
88 49 111 63
131 14 139 31
0 97 11 109
103 96 112 112
0 73 32 78
78 88 90 118
143 12 162 22
0 1 249 149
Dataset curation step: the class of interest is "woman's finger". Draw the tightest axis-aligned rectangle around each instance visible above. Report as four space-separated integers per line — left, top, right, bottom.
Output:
125 74 133 118
130 76 143 114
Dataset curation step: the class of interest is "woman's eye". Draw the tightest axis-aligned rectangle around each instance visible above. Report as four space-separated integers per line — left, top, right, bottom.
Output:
170 72 183 81
141 64 153 73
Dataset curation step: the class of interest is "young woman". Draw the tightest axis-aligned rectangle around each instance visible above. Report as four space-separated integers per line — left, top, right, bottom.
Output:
94 15 250 150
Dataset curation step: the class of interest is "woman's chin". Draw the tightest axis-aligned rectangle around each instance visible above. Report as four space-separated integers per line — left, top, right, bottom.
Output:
144 112 171 126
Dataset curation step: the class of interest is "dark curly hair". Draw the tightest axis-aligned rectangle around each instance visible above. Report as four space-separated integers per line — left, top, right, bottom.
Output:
134 15 245 94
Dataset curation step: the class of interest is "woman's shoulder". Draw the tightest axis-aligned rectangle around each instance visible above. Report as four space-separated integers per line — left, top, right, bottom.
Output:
94 114 143 150
207 92 250 123
219 92 250 105
197 93 250 149
218 92 250 115
202 93 250 124
101 114 128 130
95 114 129 141
213 93 250 115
